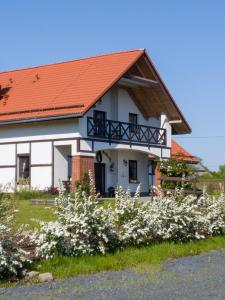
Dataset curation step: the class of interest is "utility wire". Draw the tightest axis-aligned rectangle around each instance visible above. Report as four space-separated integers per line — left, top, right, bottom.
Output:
176 135 225 139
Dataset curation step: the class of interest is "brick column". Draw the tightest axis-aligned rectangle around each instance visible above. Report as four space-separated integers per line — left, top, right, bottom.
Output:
154 161 161 187
72 155 95 184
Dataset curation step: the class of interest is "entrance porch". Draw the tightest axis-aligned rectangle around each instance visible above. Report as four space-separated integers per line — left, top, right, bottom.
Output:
71 149 156 196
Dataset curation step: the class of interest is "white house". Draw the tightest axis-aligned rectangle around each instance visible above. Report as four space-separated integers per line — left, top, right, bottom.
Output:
0 49 191 195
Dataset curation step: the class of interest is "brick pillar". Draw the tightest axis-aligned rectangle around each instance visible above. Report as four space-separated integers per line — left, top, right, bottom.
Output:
72 155 95 184
154 161 161 187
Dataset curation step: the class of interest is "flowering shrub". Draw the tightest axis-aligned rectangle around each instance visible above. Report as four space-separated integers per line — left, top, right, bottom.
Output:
0 185 30 280
31 175 225 260
112 185 152 246
159 158 193 177
31 173 118 259
158 158 195 190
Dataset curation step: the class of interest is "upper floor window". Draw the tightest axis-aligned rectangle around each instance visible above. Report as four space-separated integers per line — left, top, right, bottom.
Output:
93 110 106 137
129 113 138 133
94 110 106 121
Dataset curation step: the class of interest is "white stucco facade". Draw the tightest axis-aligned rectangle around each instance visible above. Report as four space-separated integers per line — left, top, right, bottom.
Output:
0 86 171 194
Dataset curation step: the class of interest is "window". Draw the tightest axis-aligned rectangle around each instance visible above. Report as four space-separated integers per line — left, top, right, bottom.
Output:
129 113 138 133
68 155 72 179
93 110 106 137
18 155 30 180
94 110 106 121
129 160 138 183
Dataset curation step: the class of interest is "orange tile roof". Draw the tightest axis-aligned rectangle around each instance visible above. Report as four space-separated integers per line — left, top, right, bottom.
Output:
0 49 144 123
171 140 199 163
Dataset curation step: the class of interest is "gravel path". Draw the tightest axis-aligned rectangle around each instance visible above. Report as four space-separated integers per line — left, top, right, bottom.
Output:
2 249 225 300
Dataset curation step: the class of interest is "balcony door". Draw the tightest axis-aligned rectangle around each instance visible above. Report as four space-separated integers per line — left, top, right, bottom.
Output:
93 110 106 137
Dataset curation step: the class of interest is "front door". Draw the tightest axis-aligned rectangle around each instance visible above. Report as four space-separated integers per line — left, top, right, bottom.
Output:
94 163 105 195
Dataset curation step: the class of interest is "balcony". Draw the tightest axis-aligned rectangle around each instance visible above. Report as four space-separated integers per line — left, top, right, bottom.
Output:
87 117 167 146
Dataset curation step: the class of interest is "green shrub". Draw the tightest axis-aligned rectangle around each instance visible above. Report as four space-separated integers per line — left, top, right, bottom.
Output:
74 172 90 194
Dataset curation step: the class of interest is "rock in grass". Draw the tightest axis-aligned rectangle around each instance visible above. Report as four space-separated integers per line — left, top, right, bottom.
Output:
38 272 54 283
26 271 40 280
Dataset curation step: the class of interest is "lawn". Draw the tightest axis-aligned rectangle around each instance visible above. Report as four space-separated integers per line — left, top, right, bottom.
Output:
14 200 56 230
36 236 225 279
11 199 225 283
14 198 115 230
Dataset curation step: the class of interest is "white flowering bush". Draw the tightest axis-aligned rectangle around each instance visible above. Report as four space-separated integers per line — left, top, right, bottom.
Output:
31 175 225 260
32 173 118 259
112 185 152 246
0 185 30 280
147 190 225 242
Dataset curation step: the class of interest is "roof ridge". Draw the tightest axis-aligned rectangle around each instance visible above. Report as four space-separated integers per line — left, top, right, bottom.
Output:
0 48 145 75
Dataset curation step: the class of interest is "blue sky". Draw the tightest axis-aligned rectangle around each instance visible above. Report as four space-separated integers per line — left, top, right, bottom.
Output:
1 0 225 170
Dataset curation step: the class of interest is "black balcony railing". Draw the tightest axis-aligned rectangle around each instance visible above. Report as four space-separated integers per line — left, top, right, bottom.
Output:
87 117 167 146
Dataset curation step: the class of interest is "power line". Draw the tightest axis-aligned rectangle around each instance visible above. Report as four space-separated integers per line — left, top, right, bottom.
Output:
176 135 225 139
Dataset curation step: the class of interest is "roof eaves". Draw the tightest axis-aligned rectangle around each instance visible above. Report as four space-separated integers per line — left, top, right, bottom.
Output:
143 50 192 134
0 113 83 126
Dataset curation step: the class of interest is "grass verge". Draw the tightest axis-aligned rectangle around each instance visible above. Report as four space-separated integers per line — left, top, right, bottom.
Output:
36 235 225 279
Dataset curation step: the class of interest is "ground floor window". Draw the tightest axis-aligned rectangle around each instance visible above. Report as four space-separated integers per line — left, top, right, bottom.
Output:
18 155 30 181
129 160 138 183
68 155 72 179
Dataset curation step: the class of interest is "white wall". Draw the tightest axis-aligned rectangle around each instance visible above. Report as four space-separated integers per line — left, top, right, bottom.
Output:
17 143 30 154
0 144 16 166
117 88 160 127
0 119 79 144
54 145 71 187
0 86 171 190
31 142 52 165
117 149 149 193
31 166 52 190
80 87 162 137
79 87 171 152
97 149 149 194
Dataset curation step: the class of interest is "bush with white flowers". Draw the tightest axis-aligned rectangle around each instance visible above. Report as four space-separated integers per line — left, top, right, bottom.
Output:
112 185 152 246
31 173 118 259
31 174 225 260
0 185 30 280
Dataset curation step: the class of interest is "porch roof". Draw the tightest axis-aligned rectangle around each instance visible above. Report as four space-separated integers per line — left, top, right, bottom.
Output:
0 49 191 134
171 140 199 163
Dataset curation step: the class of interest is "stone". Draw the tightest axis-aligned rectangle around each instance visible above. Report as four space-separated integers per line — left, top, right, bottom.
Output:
25 271 40 280
38 272 54 283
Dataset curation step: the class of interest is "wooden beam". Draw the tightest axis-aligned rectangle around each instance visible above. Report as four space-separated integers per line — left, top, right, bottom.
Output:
118 75 158 88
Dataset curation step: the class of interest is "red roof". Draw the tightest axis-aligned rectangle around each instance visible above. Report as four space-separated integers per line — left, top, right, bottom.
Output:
0 49 191 133
171 140 199 163
0 50 144 123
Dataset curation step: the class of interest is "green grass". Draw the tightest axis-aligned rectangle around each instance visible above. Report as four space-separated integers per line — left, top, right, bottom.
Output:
14 199 113 230
14 190 56 200
36 236 225 279
9 199 225 285
14 200 56 230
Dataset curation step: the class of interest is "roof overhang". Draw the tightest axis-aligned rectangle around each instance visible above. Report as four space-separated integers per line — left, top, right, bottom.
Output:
116 51 191 134
0 113 82 126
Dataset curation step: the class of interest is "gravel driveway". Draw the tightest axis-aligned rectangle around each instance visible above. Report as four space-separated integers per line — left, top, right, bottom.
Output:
2 249 225 300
